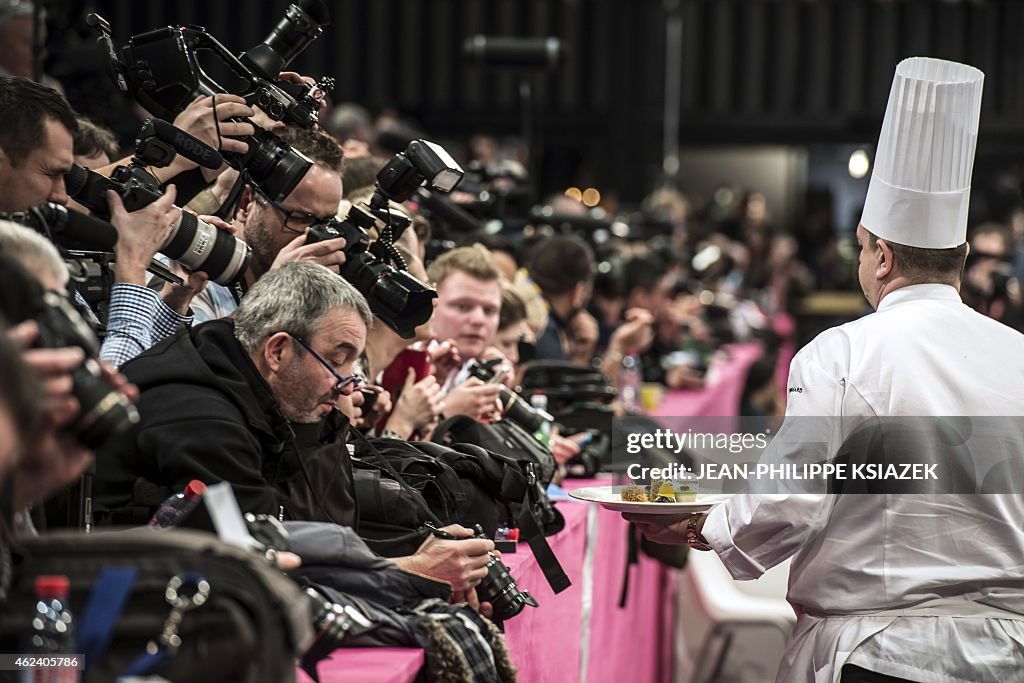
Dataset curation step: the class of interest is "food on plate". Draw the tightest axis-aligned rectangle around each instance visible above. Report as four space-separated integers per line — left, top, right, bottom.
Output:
620 484 648 502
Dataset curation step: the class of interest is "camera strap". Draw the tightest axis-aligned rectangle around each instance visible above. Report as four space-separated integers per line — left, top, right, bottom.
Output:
349 428 444 528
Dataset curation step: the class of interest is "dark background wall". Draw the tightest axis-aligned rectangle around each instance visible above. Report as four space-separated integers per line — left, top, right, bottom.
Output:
48 0 1024 203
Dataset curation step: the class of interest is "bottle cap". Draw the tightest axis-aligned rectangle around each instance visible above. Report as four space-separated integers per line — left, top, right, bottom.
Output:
35 575 70 599
184 480 207 500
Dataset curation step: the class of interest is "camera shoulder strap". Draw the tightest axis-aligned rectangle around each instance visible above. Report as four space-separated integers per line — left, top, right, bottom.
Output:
349 428 444 528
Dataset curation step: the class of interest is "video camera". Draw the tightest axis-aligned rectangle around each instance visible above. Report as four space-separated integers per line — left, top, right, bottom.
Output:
304 140 465 339
64 119 251 285
87 0 332 202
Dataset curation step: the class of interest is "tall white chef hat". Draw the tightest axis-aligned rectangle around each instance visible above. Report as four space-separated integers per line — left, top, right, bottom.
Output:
860 57 984 249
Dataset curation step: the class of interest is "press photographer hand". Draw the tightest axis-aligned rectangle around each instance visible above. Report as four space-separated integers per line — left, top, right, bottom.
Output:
387 369 444 438
106 185 179 285
394 524 494 591
271 230 347 273
443 378 502 421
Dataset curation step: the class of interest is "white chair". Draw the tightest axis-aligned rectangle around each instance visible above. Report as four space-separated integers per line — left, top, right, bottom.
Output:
676 553 796 683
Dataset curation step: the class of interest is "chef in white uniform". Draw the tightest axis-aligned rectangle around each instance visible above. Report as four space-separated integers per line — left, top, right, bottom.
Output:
628 57 1024 683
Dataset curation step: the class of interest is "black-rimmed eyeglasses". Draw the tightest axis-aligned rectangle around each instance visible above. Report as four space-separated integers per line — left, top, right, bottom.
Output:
288 333 362 393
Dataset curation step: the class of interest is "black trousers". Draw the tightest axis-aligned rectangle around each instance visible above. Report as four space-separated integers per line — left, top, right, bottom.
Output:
840 665 914 682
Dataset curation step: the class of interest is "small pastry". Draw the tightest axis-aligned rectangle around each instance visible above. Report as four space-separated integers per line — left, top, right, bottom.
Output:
648 477 664 502
620 484 647 502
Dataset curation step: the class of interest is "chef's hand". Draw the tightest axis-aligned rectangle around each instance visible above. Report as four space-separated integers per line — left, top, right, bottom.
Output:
622 512 705 546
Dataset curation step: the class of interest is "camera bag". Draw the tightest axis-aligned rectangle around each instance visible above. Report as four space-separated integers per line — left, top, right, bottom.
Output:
0 528 311 683
431 415 564 536
351 437 503 557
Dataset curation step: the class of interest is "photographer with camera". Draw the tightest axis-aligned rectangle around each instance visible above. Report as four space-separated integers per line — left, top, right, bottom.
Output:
0 77 215 365
189 125 349 322
0 224 138 515
425 245 506 421
93 262 493 592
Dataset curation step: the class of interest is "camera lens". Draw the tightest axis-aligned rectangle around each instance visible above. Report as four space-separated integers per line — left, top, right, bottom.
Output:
161 212 251 285
475 553 538 621
302 587 353 667
241 129 313 203
242 0 330 79
70 359 140 449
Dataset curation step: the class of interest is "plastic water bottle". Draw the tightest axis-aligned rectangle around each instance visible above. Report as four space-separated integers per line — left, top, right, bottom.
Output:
22 575 79 683
620 354 643 413
148 480 207 529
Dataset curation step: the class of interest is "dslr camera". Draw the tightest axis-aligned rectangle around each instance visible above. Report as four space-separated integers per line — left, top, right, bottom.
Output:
88 0 332 202
304 139 465 339
65 119 251 285
468 358 554 435
469 524 538 622
0 254 138 449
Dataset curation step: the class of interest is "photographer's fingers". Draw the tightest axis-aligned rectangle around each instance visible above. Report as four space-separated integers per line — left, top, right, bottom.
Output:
7 320 38 347
438 523 476 539
23 347 85 377
197 214 236 234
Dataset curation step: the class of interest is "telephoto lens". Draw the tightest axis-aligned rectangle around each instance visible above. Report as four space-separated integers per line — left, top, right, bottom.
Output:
472 525 538 621
64 164 252 285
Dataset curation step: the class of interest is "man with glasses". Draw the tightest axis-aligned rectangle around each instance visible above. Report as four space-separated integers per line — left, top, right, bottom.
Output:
94 262 369 526
190 125 351 322
93 262 494 593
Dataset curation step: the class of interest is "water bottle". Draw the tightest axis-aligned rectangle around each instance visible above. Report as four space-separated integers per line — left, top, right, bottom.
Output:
21 575 79 683
620 354 643 413
148 480 207 529
529 394 553 448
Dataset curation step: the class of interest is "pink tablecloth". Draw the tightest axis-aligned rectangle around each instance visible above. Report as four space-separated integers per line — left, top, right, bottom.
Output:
655 343 764 424
297 648 424 683
504 477 678 683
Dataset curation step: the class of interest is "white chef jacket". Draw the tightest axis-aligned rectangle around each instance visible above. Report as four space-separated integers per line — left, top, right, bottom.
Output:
702 284 1024 683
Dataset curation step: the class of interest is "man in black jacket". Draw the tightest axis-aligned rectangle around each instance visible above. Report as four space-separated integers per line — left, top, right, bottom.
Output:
93 262 494 592
94 261 371 527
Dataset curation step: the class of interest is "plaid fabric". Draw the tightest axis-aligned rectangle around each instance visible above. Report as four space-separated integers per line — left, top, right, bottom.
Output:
75 285 192 366
99 283 159 366
403 598 515 683
152 298 192 343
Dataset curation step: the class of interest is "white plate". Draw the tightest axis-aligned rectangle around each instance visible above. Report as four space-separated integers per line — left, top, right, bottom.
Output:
568 486 732 515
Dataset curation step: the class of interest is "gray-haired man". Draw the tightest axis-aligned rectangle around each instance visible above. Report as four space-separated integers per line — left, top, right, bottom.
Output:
94 262 492 591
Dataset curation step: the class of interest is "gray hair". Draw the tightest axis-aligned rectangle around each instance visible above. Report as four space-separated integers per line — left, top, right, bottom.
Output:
234 262 373 353
0 219 67 285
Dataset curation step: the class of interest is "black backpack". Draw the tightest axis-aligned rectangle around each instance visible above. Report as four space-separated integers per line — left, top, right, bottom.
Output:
431 415 564 537
351 437 504 557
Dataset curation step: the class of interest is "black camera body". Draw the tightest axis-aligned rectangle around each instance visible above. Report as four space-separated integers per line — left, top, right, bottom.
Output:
470 524 538 622
0 253 138 450
303 138 464 340
468 358 555 436
305 203 437 339
87 3 331 202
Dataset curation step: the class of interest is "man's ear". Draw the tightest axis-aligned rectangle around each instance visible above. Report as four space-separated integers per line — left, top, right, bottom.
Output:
876 238 895 279
262 331 292 374
235 185 254 223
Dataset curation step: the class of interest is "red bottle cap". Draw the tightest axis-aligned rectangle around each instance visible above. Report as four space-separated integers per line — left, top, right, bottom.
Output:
35 575 70 599
506 528 520 541
184 480 207 500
